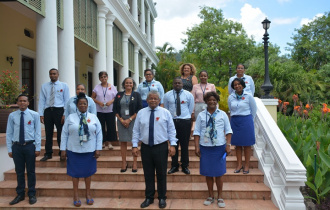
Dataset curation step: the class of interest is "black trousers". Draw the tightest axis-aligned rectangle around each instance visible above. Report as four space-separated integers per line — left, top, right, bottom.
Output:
44 107 64 156
141 142 168 200
12 143 36 197
172 119 191 168
97 112 117 142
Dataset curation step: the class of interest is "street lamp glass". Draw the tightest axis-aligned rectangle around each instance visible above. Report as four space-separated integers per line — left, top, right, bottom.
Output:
262 18 271 30
228 60 232 66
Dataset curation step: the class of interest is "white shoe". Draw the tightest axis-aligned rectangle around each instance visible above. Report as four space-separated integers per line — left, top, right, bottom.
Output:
203 197 214 206
217 198 225 208
108 144 114 150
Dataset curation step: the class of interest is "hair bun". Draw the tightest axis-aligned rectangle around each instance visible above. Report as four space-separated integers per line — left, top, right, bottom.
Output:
77 92 86 99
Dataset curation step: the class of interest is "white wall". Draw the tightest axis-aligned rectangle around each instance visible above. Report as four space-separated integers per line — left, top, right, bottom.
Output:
0 145 15 181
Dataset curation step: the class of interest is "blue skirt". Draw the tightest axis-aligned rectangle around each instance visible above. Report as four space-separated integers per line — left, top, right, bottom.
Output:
200 144 226 177
230 115 255 146
67 150 97 178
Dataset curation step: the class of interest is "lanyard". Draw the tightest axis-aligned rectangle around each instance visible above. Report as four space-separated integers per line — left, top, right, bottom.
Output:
124 91 133 105
200 83 207 96
102 83 108 101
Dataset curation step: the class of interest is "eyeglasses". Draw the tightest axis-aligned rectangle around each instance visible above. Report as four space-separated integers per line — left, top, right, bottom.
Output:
145 74 153 76
100 76 107 78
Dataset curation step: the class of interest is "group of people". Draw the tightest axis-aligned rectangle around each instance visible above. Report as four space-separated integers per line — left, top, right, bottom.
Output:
6 63 256 209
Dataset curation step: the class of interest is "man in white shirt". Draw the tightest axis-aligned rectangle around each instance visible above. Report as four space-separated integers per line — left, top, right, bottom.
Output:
132 91 177 209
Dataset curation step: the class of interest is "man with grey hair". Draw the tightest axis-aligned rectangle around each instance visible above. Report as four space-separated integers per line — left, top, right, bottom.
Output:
132 90 177 208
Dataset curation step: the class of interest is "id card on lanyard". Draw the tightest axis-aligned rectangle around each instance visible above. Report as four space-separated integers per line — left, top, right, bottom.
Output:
124 92 133 115
102 84 108 109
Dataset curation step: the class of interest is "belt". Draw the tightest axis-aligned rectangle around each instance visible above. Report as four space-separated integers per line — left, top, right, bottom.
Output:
12 140 35 146
142 141 168 147
173 118 191 122
46 107 64 111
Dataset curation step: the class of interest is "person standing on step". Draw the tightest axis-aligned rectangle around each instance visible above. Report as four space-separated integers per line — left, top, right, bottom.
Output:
113 77 142 173
180 63 198 92
194 91 232 208
91 71 118 150
137 69 165 108
228 78 256 175
60 93 102 207
6 94 41 205
132 91 177 209
228 64 255 96
38 68 70 161
164 77 194 175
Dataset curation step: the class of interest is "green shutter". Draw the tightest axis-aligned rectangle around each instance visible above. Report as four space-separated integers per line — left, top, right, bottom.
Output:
128 40 135 73
139 52 143 77
18 0 45 16
74 0 98 49
56 0 63 29
113 24 123 65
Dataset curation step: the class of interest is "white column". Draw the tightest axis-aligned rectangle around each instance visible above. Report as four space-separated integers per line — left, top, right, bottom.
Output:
106 14 116 85
142 55 147 72
148 61 152 69
119 33 130 91
133 45 140 84
122 0 129 8
132 0 138 23
58 0 75 97
36 0 58 111
151 19 155 50
140 0 145 34
147 9 151 43
93 6 108 87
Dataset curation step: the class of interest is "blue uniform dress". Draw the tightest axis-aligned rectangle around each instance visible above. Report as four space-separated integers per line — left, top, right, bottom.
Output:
60 112 102 178
228 92 257 146
193 109 232 177
137 79 165 107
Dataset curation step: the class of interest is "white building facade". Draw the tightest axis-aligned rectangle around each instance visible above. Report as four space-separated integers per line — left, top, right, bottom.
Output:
0 0 158 109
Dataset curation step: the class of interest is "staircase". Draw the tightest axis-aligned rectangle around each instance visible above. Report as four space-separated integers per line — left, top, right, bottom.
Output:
0 131 278 209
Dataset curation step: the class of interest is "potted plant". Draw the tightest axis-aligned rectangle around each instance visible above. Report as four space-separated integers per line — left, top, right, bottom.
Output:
0 70 27 133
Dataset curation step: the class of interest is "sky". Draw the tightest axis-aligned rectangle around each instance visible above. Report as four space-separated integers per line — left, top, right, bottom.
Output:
153 0 329 55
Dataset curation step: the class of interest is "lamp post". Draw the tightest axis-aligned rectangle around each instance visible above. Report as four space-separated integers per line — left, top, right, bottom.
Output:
261 18 273 98
228 60 232 77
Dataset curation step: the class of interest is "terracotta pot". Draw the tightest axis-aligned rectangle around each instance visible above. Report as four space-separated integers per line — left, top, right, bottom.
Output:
0 105 19 133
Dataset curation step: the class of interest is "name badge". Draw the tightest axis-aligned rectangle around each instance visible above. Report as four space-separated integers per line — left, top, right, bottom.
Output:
82 135 88 142
125 109 129 116
103 103 107 109
204 136 209 143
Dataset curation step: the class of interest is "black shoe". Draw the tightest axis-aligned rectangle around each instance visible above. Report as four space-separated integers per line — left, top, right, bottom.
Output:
168 166 179 174
9 195 25 205
182 167 190 175
40 155 52 161
140 198 154 208
159 199 166 208
29 195 37 205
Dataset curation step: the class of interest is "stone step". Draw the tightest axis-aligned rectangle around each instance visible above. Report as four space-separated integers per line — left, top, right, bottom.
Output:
4 167 264 183
0 196 278 209
35 156 259 169
39 145 251 157
0 180 272 200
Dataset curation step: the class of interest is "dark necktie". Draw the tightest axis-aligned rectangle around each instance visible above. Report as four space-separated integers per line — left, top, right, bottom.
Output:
19 112 25 144
176 91 181 116
49 83 55 107
148 110 155 147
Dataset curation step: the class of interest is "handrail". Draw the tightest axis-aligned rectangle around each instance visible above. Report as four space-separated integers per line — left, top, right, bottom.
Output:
254 98 306 210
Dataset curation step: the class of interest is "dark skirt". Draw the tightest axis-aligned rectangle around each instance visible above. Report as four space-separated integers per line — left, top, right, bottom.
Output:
230 115 255 146
67 150 97 178
200 144 226 177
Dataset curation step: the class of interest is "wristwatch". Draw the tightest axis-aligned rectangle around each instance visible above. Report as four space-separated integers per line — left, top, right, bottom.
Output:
129 118 133 121
226 143 231 146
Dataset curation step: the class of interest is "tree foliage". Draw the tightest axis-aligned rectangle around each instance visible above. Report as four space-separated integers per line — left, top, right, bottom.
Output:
288 12 330 71
181 6 256 85
155 42 181 92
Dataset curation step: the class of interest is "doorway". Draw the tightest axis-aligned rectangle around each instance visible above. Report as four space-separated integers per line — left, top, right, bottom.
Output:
21 56 35 110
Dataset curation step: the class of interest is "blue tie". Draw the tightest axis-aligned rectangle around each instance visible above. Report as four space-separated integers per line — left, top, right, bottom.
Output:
148 110 155 147
19 112 25 144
